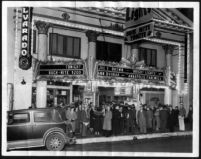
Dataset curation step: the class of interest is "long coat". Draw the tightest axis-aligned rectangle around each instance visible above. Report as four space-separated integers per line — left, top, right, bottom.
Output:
90 109 95 129
75 109 82 130
146 109 153 128
137 110 147 133
159 109 168 131
94 110 104 132
80 110 89 136
167 109 175 131
112 109 121 134
103 110 112 131
80 110 89 123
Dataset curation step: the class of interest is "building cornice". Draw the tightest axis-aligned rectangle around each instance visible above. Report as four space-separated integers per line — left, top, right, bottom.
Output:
33 15 124 37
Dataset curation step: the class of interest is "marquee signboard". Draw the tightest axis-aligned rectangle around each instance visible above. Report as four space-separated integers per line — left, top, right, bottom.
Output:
125 8 153 29
124 22 154 43
38 64 84 76
125 8 154 43
97 65 164 81
19 7 33 70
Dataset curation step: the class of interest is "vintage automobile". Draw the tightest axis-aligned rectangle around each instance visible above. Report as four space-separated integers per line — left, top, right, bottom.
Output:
7 107 76 151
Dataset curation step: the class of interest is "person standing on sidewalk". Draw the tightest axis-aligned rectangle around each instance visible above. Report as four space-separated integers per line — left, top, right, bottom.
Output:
174 106 180 128
187 105 193 130
103 105 113 137
132 105 137 128
75 104 82 134
119 106 125 134
112 105 121 135
94 106 104 136
89 105 96 135
123 104 129 134
146 107 153 133
70 106 77 136
80 104 90 137
137 105 147 134
167 105 175 132
126 105 135 134
159 106 168 132
153 107 160 131
178 104 186 131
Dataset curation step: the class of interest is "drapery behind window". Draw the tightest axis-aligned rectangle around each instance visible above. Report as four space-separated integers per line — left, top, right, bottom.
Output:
49 33 81 58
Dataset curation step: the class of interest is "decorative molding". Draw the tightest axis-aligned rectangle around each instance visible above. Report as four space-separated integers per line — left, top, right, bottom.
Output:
86 30 99 42
33 16 124 36
62 12 70 21
35 21 50 34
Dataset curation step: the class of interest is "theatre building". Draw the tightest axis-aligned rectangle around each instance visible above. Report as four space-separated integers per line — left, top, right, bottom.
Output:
7 7 193 112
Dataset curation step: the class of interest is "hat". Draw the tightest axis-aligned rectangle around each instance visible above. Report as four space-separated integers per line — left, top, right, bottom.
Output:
115 105 119 109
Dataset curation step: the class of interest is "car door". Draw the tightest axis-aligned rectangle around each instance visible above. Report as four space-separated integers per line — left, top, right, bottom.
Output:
7 112 33 142
32 110 56 139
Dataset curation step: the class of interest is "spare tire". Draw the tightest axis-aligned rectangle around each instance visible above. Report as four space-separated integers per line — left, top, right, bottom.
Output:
45 133 65 151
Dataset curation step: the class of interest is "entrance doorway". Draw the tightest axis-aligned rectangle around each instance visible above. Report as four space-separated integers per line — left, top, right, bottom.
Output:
47 88 70 107
140 88 165 107
98 87 114 105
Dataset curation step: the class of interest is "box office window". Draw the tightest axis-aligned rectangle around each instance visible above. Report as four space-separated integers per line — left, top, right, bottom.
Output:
139 47 157 67
49 33 81 58
96 41 122 62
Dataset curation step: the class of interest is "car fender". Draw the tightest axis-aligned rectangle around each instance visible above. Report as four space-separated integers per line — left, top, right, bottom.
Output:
43 127 67 145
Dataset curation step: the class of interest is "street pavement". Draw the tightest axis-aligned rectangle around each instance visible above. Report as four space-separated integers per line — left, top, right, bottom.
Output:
76 131 192 144
65 135 192 153
18 131 192 153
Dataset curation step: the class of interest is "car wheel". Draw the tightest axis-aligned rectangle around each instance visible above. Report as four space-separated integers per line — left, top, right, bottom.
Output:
45 133 65 151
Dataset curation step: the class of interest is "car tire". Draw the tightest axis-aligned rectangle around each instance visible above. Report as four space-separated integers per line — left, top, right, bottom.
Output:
45 133 65 151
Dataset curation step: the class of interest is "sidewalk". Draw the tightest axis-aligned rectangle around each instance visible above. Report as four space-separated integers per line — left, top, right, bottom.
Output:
76 131 192 144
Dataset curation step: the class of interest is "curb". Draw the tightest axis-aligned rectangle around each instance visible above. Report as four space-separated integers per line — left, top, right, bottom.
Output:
76 131 192 144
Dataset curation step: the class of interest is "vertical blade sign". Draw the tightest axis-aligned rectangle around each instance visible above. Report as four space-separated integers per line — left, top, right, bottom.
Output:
19 7 32 70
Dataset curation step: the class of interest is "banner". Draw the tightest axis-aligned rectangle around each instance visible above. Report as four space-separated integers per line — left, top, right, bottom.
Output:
19 7 33 70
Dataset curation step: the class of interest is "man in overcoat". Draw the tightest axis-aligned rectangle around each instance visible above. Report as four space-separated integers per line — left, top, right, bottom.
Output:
137 105 147 134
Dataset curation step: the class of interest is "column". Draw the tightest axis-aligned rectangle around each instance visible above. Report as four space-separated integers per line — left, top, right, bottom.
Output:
85 31 99 106
164 87 172 105
36 80 47 108
35 21 50 61
35 21 50 108
163 45 174 105
86 30 99 80
163 45 174 70
189 33 193 106
131 44 139 64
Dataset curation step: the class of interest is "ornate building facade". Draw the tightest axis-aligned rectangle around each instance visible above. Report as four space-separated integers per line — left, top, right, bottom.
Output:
8 7 193 113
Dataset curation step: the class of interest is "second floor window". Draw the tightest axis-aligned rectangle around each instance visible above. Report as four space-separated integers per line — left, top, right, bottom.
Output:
139 47 157 67
96 41 122 62
49 33 81 58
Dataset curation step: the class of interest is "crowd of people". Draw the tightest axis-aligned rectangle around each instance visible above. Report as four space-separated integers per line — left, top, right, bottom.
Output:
56 101 193 138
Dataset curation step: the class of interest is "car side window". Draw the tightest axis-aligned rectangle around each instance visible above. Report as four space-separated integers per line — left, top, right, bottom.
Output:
34 111 52 122
8 113 30 125
52 110 63 122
